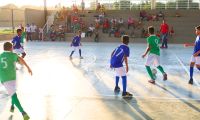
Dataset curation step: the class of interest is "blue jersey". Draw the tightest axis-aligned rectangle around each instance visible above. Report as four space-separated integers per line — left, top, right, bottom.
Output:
72 35 81 47
110 44 130 68
193 36 200 56
12 36 22 49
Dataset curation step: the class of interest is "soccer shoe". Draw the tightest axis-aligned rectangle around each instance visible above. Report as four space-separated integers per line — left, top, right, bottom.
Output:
148 80 155 84
122 92 133 98
80 56 84 59
22 112 30 120
114 86 120 93
10 105 14 113
163 73 167 81
188 78 193 85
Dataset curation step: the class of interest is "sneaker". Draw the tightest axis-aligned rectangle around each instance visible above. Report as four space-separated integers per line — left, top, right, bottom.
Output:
10 105 14 113
114 86 120 93
80 56 83 59
22 112 30 120
188 78 193 85
122 92 133 98
160 46 164 49
148 80 155 84
163 73 167 81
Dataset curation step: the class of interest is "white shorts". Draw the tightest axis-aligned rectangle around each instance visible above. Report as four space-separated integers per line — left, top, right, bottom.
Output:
115 67 126 77
145 54 160 67
13 48 25 54
72 46 81 51
3 80 16 96
190 56 200 65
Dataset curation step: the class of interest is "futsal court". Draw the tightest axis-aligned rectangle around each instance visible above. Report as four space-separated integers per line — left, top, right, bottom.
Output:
0 41 200 120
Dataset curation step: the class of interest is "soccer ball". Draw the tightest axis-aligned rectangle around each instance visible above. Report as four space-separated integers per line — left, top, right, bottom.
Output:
152 69 157 74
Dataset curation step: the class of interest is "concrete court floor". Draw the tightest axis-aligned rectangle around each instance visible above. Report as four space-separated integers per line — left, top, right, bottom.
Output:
0 41 200 120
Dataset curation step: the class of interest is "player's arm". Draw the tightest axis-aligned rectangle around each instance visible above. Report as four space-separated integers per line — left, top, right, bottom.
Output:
142 44 150 58
18 57 32 75
194 50 200 57
124 55 129 73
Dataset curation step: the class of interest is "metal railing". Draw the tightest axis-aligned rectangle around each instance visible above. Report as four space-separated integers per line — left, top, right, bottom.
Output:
90 0 200 10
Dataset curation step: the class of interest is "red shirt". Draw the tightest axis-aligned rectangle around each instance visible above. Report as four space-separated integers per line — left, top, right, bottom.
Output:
160 23 169 34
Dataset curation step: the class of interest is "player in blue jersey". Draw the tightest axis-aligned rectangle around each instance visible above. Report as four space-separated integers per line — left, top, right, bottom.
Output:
69 30 83 59
110 35 132 98
12 29 26 58
185 25 200 85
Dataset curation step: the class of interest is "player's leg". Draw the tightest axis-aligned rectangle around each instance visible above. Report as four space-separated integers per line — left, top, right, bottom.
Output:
116 67 132 97
154 55 167 80
78 47 83 59
114 73 120 93
3 81 30 120
189 56 195 84
161 34 165 48
145 54 156 84
70 47 76 58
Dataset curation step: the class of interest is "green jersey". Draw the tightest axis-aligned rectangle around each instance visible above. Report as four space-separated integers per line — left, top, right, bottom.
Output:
147 35 160 56
0 52 19 83
21 32 26 43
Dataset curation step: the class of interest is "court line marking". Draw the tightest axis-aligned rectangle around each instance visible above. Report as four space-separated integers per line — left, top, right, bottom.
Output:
173 52 200 89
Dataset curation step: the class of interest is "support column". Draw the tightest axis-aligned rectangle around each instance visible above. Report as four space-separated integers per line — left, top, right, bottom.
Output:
151 0 156 10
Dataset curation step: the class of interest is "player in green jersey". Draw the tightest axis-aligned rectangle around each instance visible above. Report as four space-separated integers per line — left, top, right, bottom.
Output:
21 27 26 45
142 26 167 84
0 42 32 120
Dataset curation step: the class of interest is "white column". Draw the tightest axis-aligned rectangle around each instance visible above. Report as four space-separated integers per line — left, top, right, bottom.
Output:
151 0 156 10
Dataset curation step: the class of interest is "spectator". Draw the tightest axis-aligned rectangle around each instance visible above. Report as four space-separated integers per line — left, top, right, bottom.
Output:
127 17 134 29
158 11 164 19
160 20 169 48
38 27 43 41
169 26 175 37
175 12 181 17
25 24 31 41
111 17 117 25
118 18 124 28
94 29 99 42
86 24 95 37
30 23 37 40
96 3 101 12
140 10 147 21
109 23 116 37
58 25 65 41
102 19 110 33
49 25 56 41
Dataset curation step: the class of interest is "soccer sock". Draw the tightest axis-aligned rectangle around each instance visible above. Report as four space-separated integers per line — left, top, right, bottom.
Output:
79 49 82 57
146 66 155 80
70 51 74 57
11 93 24 113
115 76 120 87
157 65 165 74
122 76 127 94
190 67 194 79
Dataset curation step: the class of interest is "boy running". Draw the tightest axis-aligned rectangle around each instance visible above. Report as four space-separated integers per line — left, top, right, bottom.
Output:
185 25 200 85
142 26 167 84
69 30 83 59
110 35 132 98
12 29 26 58
0 42 32 120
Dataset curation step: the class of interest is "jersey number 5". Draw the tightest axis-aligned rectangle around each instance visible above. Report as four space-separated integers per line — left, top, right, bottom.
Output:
1 58 8 69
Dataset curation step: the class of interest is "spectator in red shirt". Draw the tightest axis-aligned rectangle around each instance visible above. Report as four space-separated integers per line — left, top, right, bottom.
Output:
102 19 110 33
160 20 169 48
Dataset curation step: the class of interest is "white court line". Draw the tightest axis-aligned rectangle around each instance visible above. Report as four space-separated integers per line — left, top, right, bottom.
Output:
173 53 200 90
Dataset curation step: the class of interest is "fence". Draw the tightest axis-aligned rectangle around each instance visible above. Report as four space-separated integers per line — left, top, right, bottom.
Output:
89 0 200 10
0 8 25 34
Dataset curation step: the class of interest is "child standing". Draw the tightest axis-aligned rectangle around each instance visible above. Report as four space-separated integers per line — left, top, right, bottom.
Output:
142 26 167 84
110 35 132 98
0 42 32 120
185 25 200 85
21 27 26 47
69 30 83 59
12 29 26 58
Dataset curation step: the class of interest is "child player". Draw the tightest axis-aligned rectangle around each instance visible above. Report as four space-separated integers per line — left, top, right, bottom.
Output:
142 26 167 84
110 35 132 98
21 27 26 47
69 30 83 59
12 29 26 58
0 42 32 120
185 25 200 85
